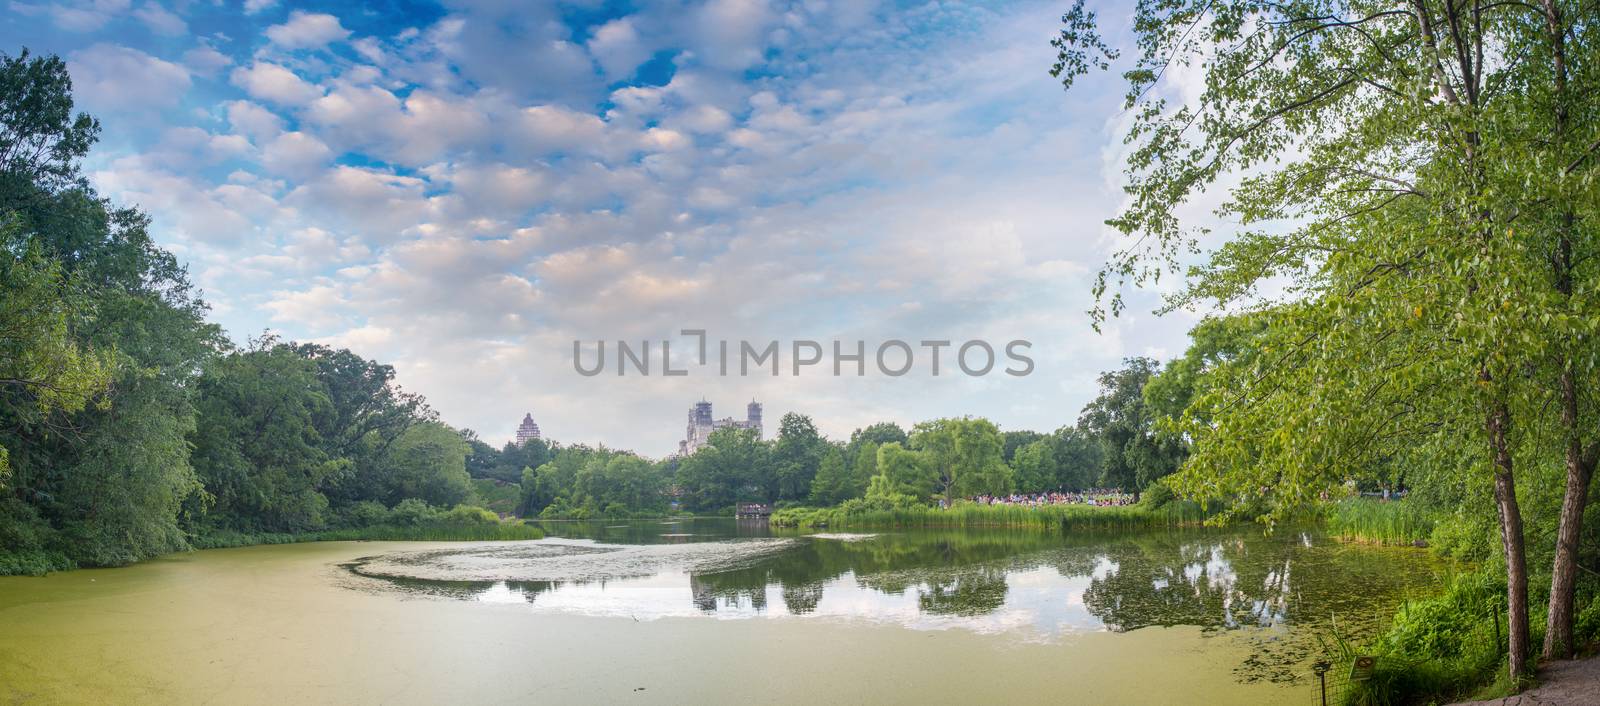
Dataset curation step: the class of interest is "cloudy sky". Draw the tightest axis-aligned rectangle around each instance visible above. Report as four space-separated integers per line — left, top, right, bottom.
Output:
2 0 1202 455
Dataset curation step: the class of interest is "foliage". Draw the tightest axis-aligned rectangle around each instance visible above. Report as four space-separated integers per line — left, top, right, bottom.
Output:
1011 439 1057 494
910 417 1013 501
771 412 826 502
1055 0 1600 685
519 444 670 518
1078 357 1184 494
470 478 520 515
1339 572 1510 705
674 427 771 511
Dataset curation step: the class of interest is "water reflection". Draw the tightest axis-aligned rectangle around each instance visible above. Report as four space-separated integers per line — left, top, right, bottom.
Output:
344 520 1446 682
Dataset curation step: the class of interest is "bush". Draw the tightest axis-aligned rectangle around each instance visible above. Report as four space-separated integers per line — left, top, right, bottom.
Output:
338 501 390 528
388 498 435 526
1340 571 1509 705
1576 593 1600 646
443 504 499 524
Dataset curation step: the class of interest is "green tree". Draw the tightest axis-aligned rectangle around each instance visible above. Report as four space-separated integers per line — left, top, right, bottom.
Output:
1001 430 1045 464
1077 358 1183 494
373 422 473 508
1012 440 1057 494
807 444 855 506
873 442 934 502
910 418 1012 501
675 427 770 511
0 227 114 485
190 341 335 533
0 50 218 567
771 412 825 502
1054 0 1600 675
1050 426 1102 491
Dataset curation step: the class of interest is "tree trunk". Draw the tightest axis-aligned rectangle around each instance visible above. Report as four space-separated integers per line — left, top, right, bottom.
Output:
1489 403 1530 682
1544 368 1594 659
1540 0 1586 662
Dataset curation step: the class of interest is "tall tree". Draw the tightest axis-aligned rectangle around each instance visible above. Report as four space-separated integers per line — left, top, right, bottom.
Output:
1053 0 1600 678
771 413 825 502
910 418 1012 500
1012 440 1058 494
1077 358 1183 494
0 50 219 567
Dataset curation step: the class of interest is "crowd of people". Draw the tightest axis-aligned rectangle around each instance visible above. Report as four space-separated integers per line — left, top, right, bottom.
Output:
965 490 1136 507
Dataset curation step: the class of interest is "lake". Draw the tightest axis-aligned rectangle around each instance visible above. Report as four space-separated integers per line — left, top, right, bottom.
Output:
0 519 1448 704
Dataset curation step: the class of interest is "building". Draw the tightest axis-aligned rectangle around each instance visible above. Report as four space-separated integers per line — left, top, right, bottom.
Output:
515 413 542 445
678 399 762 455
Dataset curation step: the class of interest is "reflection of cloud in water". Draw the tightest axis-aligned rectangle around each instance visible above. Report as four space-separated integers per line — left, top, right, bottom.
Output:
347 538 794 583
340 524 1449 685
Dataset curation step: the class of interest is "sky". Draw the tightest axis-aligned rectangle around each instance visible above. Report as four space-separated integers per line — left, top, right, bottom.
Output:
1 0 1206 455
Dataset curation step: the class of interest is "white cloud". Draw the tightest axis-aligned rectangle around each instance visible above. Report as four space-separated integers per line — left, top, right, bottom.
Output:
182 44 232 76
68 44 191 112
243 0 278 15
588 17 652 79
225 100 286 143
53 0 1194 452
11 0 132 32
230 62 322 106
265 11 351 50
260 131 333 179
133 1 185 35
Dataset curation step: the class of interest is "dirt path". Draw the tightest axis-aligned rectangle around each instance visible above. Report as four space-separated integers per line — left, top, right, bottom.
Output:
1451 657 1600 705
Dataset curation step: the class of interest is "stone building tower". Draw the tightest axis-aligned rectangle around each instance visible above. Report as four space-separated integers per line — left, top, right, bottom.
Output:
515 413 542 445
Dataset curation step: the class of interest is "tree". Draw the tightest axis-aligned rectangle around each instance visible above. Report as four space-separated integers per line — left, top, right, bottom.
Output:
873 442 935 502
1001 430 1045 464
0 226 114 485
0 50 219 567
1054 0 1600 677
1050 426 1102 491
910 418 1012 501
190 341 335 533
771 413 825 502
1077 358 1183 495
808 444 855 506
1012 440 1057 494
675 427 771 511
373 422 473 508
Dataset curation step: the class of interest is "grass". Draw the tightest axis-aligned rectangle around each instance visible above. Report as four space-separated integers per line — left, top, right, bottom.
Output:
771 499 1209 531
1326 498 1436 546
188 522 544 549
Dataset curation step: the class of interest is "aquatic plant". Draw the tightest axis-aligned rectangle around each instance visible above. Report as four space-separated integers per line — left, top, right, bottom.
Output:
1326 499 1436 547
771 499 1208 532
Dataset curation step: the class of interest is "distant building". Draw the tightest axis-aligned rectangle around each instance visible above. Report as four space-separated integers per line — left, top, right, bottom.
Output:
678 399 762 455
515 413 542 445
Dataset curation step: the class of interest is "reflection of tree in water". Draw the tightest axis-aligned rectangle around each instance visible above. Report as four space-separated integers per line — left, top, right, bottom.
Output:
346 566 561 604
686 530 1058 614
915 565 1010 616
1076 531 1448 683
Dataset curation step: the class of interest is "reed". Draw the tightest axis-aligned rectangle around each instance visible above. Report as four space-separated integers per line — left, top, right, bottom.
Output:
189 522 544 549
1326 498 1435 546
772 500 1208 531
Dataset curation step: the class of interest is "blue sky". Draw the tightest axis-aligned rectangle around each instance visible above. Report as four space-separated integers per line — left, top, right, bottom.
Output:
2 0 1202 454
